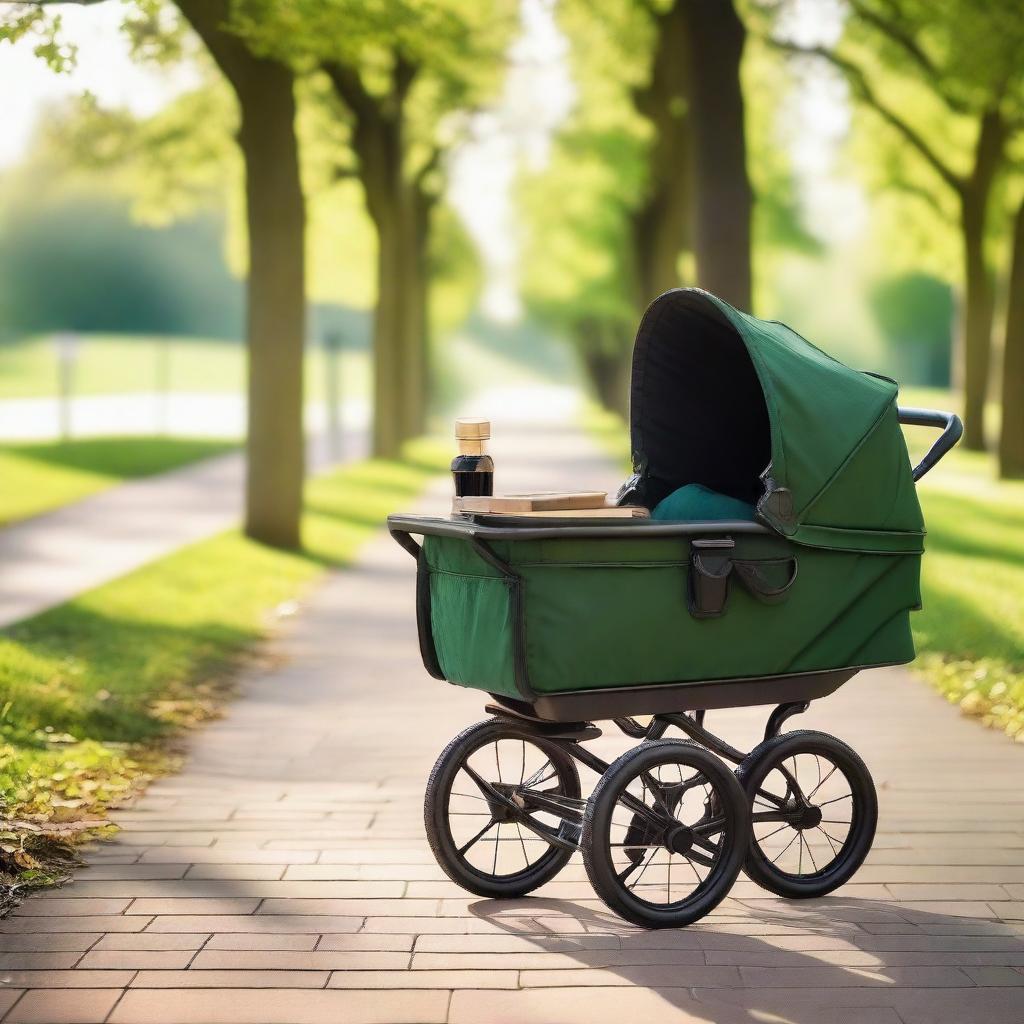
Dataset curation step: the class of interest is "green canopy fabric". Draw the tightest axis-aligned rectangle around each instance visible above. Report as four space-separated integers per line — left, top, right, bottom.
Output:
628 288 924 554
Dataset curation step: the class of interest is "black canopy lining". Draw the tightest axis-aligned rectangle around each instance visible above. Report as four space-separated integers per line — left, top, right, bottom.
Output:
630 292 771 510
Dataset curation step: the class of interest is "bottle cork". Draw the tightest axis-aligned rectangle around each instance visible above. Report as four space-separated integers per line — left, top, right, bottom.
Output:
455 417 490 456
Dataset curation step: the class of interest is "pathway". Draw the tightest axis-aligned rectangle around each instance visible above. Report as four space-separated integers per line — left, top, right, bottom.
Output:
0 427 366 628
0 394 368 442
2 408 1023 1024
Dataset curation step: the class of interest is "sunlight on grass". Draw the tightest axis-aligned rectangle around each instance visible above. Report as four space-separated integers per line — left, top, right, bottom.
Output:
0 437 236 526
0 334 371 404
0 441 448 834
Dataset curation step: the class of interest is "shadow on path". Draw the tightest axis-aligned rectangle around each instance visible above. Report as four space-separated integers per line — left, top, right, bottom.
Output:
469 894 1024 1024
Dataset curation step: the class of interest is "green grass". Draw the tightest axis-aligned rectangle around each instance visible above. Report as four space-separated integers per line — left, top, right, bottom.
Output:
0 437 236 526
0 438 448 850
898 389 1024 741
583 396 1024 741
0 334 370 403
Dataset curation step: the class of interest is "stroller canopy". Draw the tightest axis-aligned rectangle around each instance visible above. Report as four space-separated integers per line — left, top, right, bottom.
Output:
629 289 924 554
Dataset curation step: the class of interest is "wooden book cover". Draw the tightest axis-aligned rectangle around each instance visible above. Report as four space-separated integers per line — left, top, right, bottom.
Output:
455 491 608 513
469 505 650 519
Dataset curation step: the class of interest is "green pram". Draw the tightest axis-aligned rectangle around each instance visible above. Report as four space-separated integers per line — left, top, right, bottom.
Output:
389 288 961 928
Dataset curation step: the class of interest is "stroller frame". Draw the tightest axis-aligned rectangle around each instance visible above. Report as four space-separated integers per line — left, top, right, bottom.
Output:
477 695 820 859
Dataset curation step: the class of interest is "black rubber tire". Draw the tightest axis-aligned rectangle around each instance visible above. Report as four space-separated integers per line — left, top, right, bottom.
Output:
424 719 581 899
737 729 877 899
582 740 749 929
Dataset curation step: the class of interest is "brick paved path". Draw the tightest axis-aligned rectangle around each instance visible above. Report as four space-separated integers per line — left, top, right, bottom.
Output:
2 412 1023 1023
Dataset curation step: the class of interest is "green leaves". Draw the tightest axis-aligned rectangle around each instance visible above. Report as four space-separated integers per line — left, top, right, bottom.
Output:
0 7 77 73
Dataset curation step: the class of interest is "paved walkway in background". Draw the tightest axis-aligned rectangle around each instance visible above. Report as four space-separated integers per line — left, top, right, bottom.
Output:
0 393 369 442
0 428 366 628
2 408 1023 1023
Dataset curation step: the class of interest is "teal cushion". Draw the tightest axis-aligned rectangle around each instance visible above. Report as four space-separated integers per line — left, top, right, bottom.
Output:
652 483 757 522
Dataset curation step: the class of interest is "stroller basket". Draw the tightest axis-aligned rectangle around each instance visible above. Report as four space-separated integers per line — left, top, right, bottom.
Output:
389 514 872 721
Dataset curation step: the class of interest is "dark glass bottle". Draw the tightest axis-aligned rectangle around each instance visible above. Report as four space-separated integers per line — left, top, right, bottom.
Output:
452 418 494 498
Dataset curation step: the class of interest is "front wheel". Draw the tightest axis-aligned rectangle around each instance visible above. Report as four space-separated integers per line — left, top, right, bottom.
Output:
424 719 582 899
582 740 749 929
737 729 877 898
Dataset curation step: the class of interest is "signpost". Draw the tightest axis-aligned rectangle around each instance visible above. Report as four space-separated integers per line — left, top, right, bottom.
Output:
53 331 80 440
324 329 343 461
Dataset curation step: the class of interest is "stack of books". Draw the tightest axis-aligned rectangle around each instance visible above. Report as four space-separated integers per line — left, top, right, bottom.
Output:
453 492 649 519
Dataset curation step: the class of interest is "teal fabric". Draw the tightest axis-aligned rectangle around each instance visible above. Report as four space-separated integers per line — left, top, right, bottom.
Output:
652 483 756 522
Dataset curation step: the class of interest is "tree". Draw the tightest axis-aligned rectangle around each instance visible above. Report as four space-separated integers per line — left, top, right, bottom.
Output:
3 0 308 547
530 0 754 414
234 0 513 459
174 0 306 548
628 0 691 311
519 122 641 416
999 194 1024 477
771 0 1024 450
0 193 243 339
565 0 752 314
683 0 751 309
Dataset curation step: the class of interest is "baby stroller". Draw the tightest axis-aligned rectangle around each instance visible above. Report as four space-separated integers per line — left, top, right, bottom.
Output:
388 288 961 928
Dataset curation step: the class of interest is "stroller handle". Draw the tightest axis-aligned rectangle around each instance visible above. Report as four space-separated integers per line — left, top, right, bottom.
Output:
897 406 962 482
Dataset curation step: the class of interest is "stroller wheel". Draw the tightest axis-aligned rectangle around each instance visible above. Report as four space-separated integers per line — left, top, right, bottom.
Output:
582 740 748 929
737 730 877 899
424 720 581 899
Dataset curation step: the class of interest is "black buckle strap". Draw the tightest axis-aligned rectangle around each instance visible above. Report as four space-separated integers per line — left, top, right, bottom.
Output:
688 538 798 619
733 557 799 604
688 539 735 618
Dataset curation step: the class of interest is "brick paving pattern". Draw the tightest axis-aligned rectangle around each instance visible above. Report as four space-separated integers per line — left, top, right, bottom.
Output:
2 415 1022 1023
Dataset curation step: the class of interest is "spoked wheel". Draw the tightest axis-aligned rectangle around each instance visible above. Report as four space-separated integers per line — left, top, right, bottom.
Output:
582 740 748 929
424 719 582 898
737 730 877 898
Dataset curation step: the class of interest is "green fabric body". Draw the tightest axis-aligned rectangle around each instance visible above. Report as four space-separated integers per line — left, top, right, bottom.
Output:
640 290 925 554
652 484 756 522
422 533 919 701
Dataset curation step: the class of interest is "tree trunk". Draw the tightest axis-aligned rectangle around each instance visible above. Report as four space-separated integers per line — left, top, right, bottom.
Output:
999 196 1024 478
630 0 690 312
367 176 428 458
960 193 995 450
176 0 306 548
958 109 1006 451
399 185 432 442
370 200 406 459
683 0 752 310
632 182 689 311
576 321 631 418
325 61 429 459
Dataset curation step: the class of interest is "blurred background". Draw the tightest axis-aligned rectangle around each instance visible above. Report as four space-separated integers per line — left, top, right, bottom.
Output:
0 0 1022 855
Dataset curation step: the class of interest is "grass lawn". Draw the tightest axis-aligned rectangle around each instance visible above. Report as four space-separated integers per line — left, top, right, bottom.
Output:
899 390 1024 741
0 334 370 403
585 396 1024 742
0 439 447 884
0 437 236 527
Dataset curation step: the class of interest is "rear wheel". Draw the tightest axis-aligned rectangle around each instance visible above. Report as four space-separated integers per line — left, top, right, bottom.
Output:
737 730 877 898
424 720 582 898
582 740 748 928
